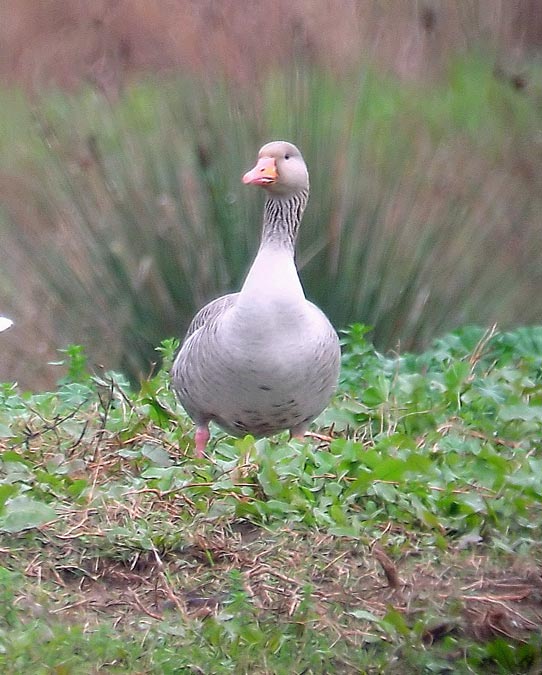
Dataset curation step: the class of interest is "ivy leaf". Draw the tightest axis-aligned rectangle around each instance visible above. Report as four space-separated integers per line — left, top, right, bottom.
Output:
498 405 542 422
0 496 57 533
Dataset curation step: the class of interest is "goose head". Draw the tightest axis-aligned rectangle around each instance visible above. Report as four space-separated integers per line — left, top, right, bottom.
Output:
242 141 309 197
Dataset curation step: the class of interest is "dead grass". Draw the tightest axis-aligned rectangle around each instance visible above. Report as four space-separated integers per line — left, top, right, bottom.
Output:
0 1 539 94
3 511 542 654
3 334 542 669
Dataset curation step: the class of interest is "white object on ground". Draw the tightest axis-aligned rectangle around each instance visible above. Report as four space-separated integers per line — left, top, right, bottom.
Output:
0 317 13 332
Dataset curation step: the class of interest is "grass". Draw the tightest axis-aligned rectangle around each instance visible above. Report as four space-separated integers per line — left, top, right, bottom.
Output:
1 54 542 387
1 325 542 672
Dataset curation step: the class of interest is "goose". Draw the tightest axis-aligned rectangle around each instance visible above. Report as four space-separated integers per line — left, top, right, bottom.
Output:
171 141 340 456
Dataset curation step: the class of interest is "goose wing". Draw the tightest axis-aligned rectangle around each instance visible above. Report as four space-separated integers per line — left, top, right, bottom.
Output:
183 292 239 340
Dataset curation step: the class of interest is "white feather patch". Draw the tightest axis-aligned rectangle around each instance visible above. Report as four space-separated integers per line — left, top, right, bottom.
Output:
0 317 14 332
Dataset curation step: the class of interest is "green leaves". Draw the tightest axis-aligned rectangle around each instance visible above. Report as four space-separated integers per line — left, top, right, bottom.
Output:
0 496 56 533
1 327 542 671
2 326 542 544
498 405 542 422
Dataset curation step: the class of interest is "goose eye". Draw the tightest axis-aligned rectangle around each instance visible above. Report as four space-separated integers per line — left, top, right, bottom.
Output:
284 154 290 160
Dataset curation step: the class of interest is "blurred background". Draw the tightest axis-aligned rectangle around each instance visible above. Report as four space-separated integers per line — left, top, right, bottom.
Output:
1 0 541 390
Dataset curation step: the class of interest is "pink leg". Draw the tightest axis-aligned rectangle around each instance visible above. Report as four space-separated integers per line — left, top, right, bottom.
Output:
304 431 334 442
290 426 334 443
194 425 210 457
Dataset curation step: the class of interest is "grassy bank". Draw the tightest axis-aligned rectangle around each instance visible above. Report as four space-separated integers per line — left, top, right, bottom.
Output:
1 325 542 672
1 55 542 387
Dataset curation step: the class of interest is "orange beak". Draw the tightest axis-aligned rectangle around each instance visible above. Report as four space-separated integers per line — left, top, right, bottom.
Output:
242 156 278 186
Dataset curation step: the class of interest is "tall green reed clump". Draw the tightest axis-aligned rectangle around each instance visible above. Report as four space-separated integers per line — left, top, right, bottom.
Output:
1 57 541 383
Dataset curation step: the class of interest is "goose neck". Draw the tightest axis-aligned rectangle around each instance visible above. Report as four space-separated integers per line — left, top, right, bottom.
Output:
260 189 309 252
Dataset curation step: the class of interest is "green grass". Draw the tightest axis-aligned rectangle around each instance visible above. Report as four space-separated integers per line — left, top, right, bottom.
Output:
1 326 542 672
1 55 542 383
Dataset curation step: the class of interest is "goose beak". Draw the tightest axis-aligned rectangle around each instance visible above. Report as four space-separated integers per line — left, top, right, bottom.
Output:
242 156 278 186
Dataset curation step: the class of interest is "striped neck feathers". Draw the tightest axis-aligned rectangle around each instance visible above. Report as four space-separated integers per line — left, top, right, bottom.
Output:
260 189 309 252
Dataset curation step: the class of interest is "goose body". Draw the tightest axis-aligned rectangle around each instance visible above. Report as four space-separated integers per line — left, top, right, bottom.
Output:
172 141 340 455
